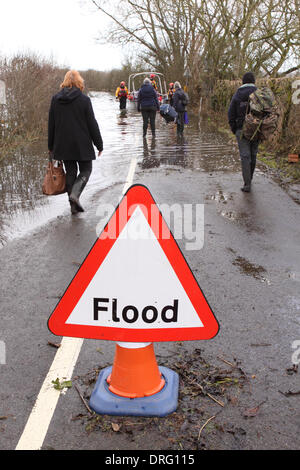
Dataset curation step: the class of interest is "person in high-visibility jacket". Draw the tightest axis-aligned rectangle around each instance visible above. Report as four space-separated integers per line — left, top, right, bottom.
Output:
150 74 158 91
115 81 128 110
168 82 175 106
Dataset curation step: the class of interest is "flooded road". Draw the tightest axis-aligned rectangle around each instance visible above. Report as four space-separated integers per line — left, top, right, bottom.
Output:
1 92 300 451
0 92 238 246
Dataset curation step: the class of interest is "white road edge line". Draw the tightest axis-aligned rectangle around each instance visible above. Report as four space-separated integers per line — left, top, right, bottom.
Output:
123 156 137 195
15 337 84 450
15 157 138 451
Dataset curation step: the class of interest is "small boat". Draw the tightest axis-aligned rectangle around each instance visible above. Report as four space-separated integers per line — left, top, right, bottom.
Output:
128 72 168 104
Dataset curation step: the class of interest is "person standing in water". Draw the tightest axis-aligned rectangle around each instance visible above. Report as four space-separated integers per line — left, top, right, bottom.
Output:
115 81 129 110
137 77 160 137
173 81 188 135
168 82 175 106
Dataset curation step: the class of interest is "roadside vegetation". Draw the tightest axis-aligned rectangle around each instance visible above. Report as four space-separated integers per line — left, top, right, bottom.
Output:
0 54 63 156
80 59 143 93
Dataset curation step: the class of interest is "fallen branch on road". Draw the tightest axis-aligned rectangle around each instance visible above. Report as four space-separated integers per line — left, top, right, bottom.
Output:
74 384 93 415
185 377 225 408
278 389 300 397
198 415 216 440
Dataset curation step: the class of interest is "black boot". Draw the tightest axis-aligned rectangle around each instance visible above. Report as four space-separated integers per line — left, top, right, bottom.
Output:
69 175 88 212
69 200 79 215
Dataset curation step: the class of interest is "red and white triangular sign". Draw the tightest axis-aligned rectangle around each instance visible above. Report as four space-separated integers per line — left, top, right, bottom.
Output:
48 185 219 342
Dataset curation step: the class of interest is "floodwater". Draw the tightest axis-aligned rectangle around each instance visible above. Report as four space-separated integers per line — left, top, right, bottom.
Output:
0 92 238 246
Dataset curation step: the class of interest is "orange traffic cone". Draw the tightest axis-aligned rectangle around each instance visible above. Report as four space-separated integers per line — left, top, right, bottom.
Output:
89 342 179 416
107 343 165 398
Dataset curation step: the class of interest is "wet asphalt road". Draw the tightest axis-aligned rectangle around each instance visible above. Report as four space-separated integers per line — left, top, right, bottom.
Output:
0 93 299 450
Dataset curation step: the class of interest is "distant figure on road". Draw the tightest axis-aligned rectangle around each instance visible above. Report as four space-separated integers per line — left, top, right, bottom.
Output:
173 81 188 135
137 77 160 137
228 72 257 193
115 81 128 110
168 82 175 106
48 70 103 214
150 74 158 91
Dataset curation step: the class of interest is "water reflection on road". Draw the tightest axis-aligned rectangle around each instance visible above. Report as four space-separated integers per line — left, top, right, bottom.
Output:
0 92 238 246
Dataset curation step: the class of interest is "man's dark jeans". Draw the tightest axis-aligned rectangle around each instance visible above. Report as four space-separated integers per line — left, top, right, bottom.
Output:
176 111 185 134
236 129 259 189
141 107 157 136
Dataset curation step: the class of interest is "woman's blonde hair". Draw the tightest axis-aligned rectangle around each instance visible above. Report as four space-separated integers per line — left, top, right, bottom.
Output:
60 70 84 91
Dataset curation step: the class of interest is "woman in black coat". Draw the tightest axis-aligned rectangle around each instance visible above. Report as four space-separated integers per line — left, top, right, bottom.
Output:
48 70 103 214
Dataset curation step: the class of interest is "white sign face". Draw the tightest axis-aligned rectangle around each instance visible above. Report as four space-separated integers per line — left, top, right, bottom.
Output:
66 206 203 330
0 80 6 105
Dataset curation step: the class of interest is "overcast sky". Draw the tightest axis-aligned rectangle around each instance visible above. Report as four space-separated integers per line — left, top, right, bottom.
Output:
0 0 123 71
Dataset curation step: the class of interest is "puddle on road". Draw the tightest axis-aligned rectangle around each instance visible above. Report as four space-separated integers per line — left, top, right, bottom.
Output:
205 183 265 234
206 190 234 204
219 209 249 221
288 272 300 282
0 92 239 246
232 256 270 283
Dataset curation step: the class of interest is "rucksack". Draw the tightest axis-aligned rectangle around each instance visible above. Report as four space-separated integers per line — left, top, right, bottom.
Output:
181 91 189 106
242 87 279 142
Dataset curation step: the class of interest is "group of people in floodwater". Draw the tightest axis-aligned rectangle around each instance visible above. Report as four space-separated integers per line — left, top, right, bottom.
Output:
48 69 260 216
115 74 188 137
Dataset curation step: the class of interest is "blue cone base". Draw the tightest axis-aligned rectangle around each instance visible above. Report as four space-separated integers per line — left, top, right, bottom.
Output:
89 366 179 417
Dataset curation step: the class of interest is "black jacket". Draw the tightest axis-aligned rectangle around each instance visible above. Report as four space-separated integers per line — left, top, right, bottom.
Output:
137 83 159 112
228 84 257 134
48 87 103 161
173 88 187 113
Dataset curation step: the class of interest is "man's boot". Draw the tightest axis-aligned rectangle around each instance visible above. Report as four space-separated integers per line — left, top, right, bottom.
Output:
69 175 88 212
251 159 256 181
241 156 252 192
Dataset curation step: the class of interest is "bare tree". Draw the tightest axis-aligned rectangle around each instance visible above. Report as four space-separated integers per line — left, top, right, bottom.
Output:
90 0 199 81
193 0 300 78
88 0 300 97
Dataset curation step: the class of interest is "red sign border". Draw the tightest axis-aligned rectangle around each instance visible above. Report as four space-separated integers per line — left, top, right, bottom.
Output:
48 185 219 342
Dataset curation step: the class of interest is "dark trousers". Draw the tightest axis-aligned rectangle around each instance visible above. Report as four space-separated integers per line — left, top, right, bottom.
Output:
176 111 185 134
119 96 127 110
63 160 93 195
141 108 156 136
236 129 258 188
